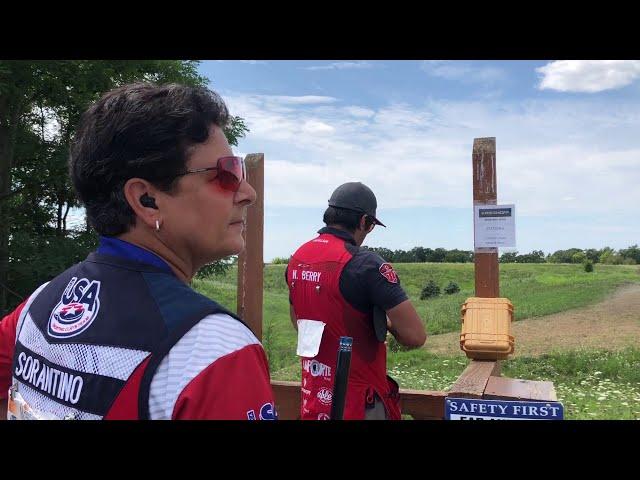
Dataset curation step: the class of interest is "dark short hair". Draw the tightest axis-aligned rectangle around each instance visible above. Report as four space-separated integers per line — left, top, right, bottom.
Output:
69 82 230 236
322 206 374 233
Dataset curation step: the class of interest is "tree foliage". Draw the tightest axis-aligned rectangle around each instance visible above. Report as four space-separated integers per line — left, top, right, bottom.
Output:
1 61 248 314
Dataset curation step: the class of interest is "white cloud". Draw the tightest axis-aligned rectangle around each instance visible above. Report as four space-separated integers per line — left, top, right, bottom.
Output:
220 85 640 259
420 61 505 83
302 120 335 134
343 106 375 118
258 95 338 105
239 60 268 65
537 60 640 93
224 91 640 222
305 61 377 71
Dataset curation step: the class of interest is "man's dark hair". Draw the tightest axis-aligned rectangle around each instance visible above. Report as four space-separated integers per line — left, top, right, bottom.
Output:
323 206 374 233
69 82 230 236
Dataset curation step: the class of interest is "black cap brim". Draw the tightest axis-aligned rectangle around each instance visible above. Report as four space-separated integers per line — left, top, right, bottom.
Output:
371 216 386 228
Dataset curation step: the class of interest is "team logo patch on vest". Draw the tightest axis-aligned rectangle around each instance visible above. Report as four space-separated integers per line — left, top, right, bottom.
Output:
48 277 101 338
317 387 333 405
379 263 398 283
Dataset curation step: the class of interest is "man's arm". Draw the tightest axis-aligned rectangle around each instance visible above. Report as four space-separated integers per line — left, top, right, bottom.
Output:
385 299 426 349
342 253 426 349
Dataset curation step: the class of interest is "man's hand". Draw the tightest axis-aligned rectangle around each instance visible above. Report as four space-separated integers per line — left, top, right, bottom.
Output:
385 300 426 348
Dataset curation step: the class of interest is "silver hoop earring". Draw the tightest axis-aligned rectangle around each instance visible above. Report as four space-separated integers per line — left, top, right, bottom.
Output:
155 220 160 232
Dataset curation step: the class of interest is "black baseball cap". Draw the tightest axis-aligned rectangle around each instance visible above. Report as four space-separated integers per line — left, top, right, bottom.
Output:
327 182 386 227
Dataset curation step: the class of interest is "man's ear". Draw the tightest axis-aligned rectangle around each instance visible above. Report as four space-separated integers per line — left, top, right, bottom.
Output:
359 214 368 231
123 178 160 230
360 215 374 233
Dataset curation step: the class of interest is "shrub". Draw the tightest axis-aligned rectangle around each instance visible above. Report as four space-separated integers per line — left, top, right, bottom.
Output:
420 280 440 299
270 256 289 265
444 281 460 294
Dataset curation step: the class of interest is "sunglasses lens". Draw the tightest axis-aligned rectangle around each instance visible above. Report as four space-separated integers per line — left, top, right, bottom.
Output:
218 156 244 191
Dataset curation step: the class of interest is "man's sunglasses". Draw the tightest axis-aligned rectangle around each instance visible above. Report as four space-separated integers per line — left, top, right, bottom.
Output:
173 156 246 192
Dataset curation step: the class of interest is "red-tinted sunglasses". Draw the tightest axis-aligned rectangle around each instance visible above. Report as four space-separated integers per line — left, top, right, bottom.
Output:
174 156 246 192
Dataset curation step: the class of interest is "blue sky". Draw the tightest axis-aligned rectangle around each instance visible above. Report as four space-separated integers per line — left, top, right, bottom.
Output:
197 60 640 262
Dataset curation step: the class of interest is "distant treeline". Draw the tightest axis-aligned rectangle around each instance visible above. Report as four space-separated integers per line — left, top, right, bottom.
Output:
365 246 640 264
271 245 640 265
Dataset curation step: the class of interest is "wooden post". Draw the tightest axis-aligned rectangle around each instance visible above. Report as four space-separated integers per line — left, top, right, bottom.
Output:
464 138 501 392
472 138 499 298
237 153 264 340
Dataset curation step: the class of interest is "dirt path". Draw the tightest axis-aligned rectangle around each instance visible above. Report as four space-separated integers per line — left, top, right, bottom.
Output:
424 283 640 357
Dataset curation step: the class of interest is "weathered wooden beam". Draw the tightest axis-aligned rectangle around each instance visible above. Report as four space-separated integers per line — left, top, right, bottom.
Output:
237 153 264 340
399 389 448 420
447 360 501 399
271 380 301 420
271 381 448 420
483 376 558 402
472 138 499 298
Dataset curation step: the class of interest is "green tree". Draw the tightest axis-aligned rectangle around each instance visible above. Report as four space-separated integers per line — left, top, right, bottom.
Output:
364 246 395 262
571 251 587 264
600 248 623 265
1 61 248 314
428 248 447 263
409 246 427 262
549 248 583 263
444 249 473 263
500 251 518 263
584 248 601 263
619 245 640 264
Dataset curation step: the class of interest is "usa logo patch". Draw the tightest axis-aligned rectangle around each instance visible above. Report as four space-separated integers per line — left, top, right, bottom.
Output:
48 277 101 338
379 263 398 283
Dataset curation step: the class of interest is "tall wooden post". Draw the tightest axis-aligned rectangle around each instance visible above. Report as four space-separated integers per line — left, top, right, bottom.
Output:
472 138 499 298
237 153 264 340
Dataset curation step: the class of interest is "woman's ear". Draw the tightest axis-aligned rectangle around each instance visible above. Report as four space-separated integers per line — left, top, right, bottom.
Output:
123 178 160 230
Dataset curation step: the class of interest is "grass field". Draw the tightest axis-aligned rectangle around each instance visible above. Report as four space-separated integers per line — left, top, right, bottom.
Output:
192 263 640 419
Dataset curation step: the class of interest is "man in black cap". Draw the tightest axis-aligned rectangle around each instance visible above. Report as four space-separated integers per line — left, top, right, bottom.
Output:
285 182 426 420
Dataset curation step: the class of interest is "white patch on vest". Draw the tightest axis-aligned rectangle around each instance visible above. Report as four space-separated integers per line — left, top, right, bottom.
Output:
296 319 325 357
14 352 84 404
301 271 321 282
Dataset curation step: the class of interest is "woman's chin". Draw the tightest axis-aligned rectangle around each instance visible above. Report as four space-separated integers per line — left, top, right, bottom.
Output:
223 237 246 257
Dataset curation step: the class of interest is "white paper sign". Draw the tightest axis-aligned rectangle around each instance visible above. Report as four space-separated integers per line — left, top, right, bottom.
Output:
474 204 516 248
296 319 326 357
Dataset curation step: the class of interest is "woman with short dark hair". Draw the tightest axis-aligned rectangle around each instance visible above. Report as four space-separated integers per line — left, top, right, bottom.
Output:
0 83 277 420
